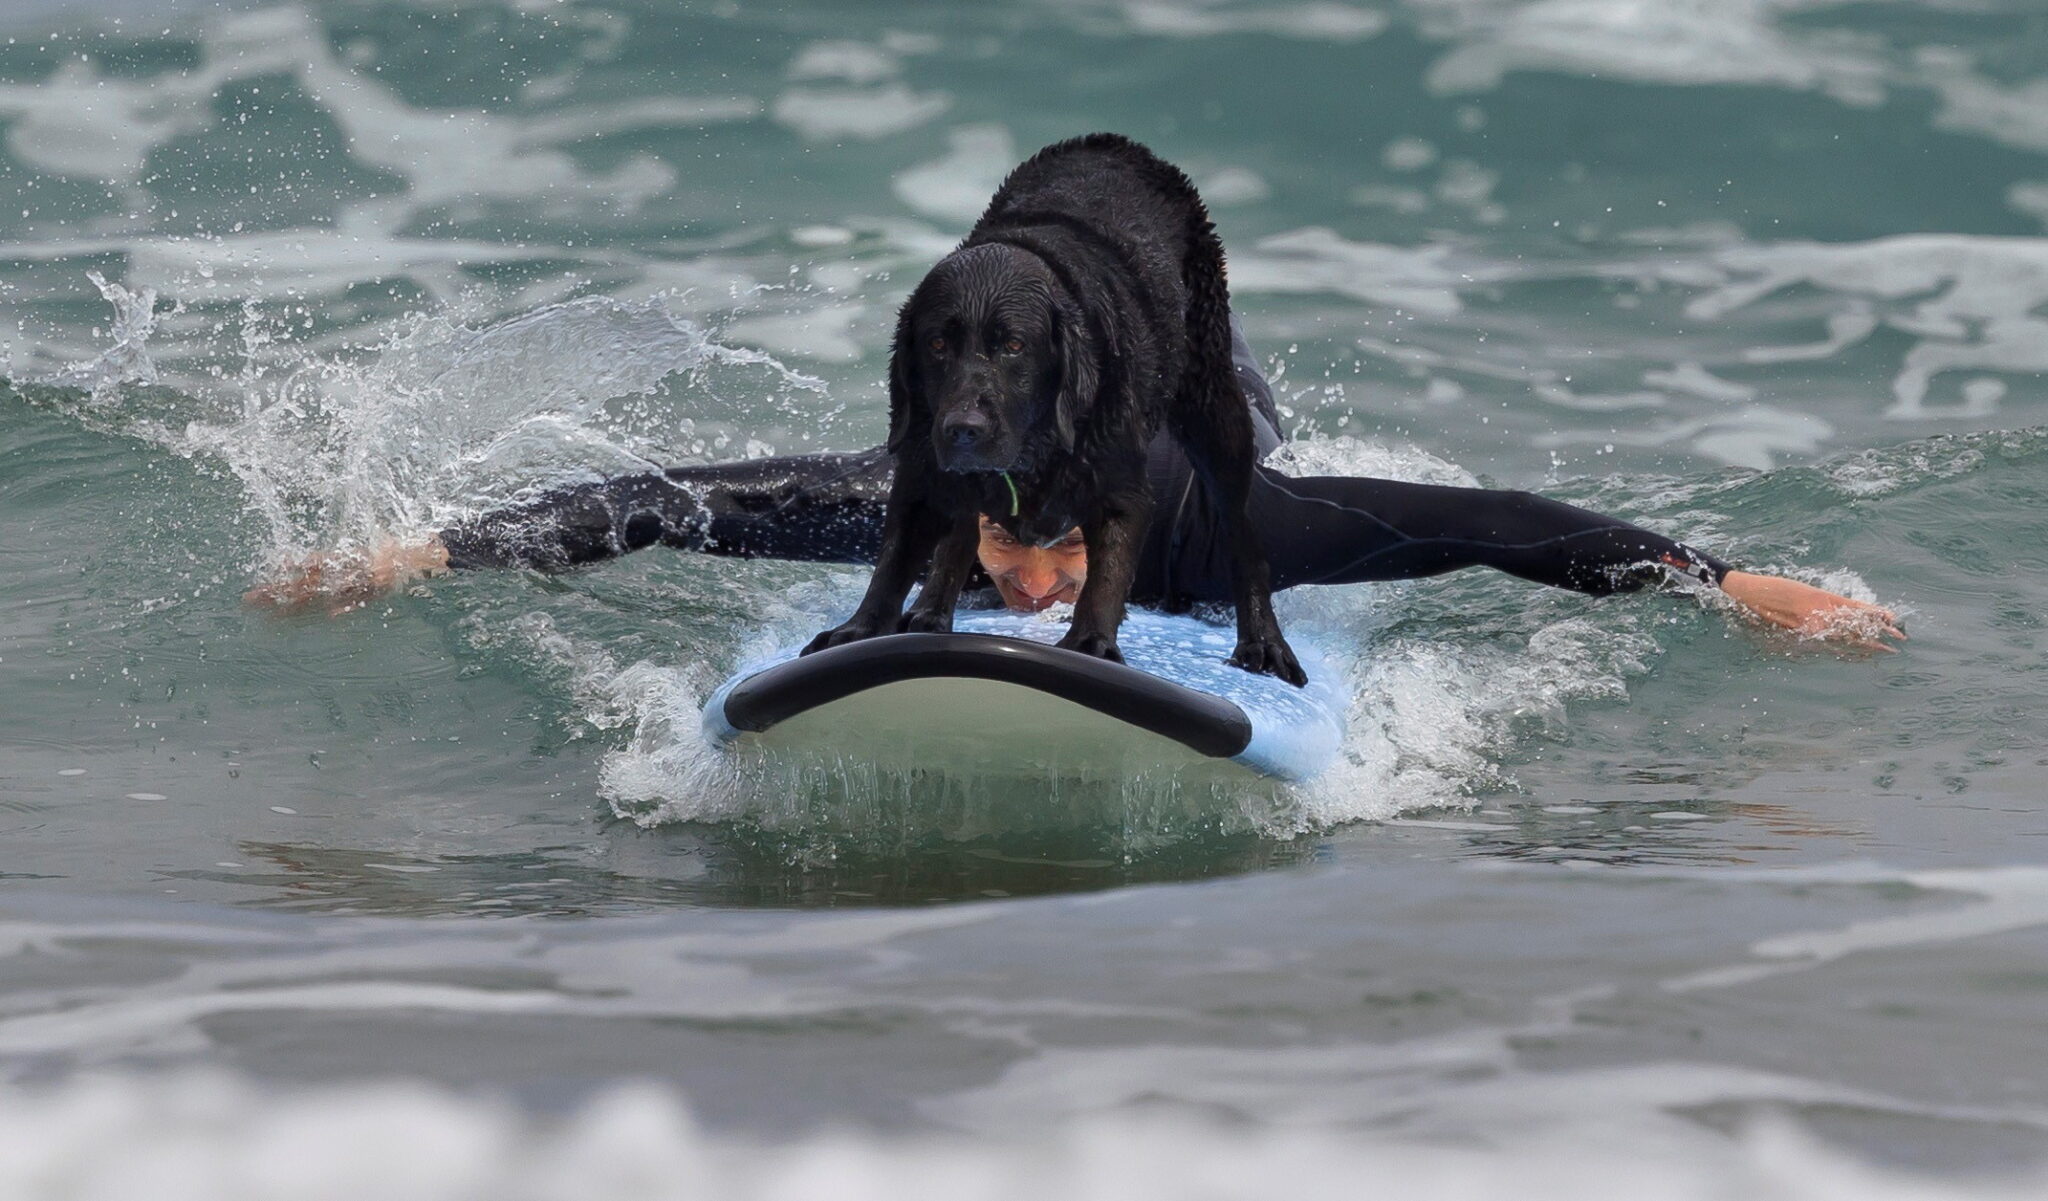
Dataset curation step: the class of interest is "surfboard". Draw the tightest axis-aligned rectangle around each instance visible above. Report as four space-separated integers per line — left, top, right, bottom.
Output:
701 608 1346 782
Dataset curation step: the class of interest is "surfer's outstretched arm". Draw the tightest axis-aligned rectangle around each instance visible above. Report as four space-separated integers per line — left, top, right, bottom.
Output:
437 449 891 570
1226 472 1902 648
246 450 895 611
1249 474 1733 593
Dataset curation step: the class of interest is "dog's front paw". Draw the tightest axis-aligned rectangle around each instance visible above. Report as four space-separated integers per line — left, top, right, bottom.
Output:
897 608 955 635
1056 628 1125 664
801 618 886 656
1229 633 1308 687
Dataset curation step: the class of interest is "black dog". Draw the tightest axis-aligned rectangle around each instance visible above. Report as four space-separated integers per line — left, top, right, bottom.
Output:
801 132 1304 685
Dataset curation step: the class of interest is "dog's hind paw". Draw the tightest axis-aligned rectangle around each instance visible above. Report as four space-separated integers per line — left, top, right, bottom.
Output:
1056 629 1125 664
1229 635 1308 687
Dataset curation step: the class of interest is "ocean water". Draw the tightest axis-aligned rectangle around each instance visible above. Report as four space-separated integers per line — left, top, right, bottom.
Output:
3 0 2047 1194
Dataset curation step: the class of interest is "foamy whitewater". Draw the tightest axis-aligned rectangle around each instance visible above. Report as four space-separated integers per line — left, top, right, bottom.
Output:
3 0 2047 1194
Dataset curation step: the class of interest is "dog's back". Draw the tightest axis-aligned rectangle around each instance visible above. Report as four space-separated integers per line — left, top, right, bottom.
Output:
968 133 1211 312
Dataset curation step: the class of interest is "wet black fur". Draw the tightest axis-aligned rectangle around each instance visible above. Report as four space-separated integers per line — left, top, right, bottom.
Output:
801 132 1304 684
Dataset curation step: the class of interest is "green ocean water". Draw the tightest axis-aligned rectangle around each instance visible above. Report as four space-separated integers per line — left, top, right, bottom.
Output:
3 0 2048 1194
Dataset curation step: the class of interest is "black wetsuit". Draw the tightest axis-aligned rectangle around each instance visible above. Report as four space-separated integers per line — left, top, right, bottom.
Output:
441 326 1730 604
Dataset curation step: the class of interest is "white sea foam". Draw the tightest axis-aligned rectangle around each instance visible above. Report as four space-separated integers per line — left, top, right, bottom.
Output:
5 860 2046 1197
1312 221 2048 453
1533 404 1834 471
1384 136 1440 172
787 40 906 85
772 83 952 140
2011 182 2048 228
0 8 752 207
1229 227 1481 316
774 36 949 139
1118 0 1389 40
1921 64 2048 156
1196 166 1271 206
0 1069 2036 1201
1406 0 2048 195
1417 0 1886 102
0 5 763 354
1681 235 2048 420
1754 866 2048 967
893 124 1017 226
1641 362 1755 405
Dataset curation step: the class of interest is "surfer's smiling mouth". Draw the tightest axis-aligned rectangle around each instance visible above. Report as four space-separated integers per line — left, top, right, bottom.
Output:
1009 588 1077 613
993 572 1083 612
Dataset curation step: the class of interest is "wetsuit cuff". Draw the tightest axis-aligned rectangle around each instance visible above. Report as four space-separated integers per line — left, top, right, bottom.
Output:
1662 545 1732 588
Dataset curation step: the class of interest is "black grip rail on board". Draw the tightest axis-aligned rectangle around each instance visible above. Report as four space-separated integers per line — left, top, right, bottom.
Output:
719 632 1255 759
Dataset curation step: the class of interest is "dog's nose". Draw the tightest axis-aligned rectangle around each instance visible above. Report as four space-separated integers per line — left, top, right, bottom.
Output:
941 411 992 449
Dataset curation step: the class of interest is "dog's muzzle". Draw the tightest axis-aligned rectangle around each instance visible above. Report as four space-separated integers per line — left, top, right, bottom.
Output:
934 409 1015 471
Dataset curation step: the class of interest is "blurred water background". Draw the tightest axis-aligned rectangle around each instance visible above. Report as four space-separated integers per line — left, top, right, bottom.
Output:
3 0 2048 1194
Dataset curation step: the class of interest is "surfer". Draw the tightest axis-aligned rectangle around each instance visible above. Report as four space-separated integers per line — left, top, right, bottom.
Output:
249 323 1903 649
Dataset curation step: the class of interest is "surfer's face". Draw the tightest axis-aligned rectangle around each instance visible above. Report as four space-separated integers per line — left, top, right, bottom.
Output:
978 516 1086 612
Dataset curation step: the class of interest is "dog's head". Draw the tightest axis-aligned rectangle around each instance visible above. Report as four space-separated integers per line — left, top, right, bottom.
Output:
888 243 1097 473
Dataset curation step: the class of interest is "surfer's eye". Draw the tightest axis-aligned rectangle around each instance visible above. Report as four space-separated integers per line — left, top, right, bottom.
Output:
1000 336 1025 355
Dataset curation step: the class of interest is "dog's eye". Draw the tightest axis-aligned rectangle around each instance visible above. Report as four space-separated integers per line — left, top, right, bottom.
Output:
1001 336 1025 355
926 335 946 355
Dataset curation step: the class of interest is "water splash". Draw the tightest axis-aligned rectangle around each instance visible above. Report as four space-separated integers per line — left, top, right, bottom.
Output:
164 292 833 566
61 272 163 402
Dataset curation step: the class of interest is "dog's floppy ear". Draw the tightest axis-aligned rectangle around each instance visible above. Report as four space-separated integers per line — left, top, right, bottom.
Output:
885 299 920 456
1050 299 1098 453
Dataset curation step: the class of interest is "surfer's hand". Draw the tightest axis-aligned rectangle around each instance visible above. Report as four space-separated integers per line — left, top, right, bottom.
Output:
244 536 450 616
1718 570 1905 652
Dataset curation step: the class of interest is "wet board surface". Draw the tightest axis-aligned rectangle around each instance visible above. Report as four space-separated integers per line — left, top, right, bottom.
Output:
702 609 1347 782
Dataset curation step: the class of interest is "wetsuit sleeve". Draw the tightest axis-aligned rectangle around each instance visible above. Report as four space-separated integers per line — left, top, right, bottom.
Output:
1142 467 1732 604
439 449 892 571
1248 472 1732 595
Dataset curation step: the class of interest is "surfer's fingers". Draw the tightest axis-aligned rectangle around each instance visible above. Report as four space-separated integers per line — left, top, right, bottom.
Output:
1804 605 1908 654
244 562 323 610
244 552 377 614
